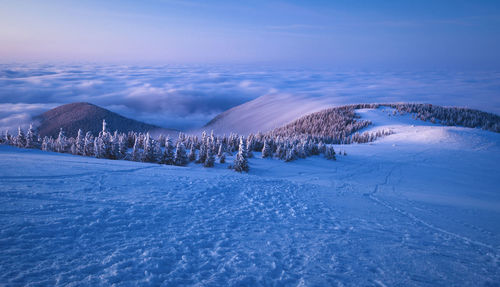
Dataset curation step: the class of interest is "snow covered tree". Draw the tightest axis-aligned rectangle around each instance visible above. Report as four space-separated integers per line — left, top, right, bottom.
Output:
233 136 249 172
219 153 226 164
25 123 37 149
41 136 52 151
3 130 11 145
217 143 224 158
246 138 254 158
83 132 94 156
55 128 68 153
275 144 286 160
174 142 188 166
15 126 26 148
204 147 215 167
262 140 273 158
93 137 102 158
132 137 142 161
317 142 326 154
285 146 296 162
198 140 207 164
325 146 336 160
75 129 84 155
143 133 159 163
161 136 174 165
188 142 197 162
102 119 107 133
117 134 127 159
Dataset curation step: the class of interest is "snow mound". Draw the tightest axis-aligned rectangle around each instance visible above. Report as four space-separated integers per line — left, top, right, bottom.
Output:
202 93 334 135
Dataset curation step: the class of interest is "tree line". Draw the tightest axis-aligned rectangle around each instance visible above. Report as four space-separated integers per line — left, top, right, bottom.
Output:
3 103 496 172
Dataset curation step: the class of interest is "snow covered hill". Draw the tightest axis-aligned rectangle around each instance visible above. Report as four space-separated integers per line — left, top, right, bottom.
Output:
202 93 335 135
1 108 499 286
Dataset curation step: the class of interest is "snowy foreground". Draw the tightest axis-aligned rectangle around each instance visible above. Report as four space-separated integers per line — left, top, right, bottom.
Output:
1 108 500 286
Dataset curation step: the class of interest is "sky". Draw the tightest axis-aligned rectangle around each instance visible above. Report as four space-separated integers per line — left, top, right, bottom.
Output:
0 1 499 132
1 0 500 69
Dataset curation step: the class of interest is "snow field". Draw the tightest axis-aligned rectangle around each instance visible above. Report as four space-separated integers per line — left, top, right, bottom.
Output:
1 107 499 286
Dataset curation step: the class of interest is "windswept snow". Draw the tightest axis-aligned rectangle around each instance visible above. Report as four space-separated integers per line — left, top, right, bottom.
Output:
1 108 500 286
201 93 334 135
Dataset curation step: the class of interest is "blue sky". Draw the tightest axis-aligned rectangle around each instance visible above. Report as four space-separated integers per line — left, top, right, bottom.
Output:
1 0 500 68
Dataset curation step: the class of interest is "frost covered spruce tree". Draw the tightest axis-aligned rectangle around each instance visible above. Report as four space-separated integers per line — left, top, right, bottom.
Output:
188 142 197 162
75 129 84 155
25 123 38 149
174 142 188 166
325 146 336 160
234 136 249 172
55 128 68 153
15 126 27 148
161 136 175 165
143 133 161 163
132 137 142 161
262 139 273 158
204 147 215 168
83 132 94 156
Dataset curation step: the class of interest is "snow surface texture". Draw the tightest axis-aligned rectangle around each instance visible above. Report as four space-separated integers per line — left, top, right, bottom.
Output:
202 93 333 135
1 108 499 286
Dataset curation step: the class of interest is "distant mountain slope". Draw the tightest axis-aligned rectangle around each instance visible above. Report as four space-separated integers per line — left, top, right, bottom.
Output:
203 94 334 135
35 102 173 137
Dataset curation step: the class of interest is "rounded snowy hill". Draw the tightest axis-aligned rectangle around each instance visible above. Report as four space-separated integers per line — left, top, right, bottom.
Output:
35 102 175 138
202 94 334 135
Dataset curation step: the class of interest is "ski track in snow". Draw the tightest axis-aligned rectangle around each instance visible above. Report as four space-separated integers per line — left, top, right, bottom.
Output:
1 107 500 286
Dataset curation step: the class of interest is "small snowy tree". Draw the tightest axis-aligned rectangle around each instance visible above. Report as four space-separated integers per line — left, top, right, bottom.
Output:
233 137 249 172
75 129 84 155
161 137 174 165
3 130 11 145
41 136 52 151
83 132 94 156
246 139 254 158
132 137 142 161
219 153 226 164
325 146 336 160
174 142 188 166
117 134 127 159
143 133 158 163
204 148 215 167
70 143 77 155
285 146 296 162
217 143 224 158
55 128 68 153
275 144 286 160
262 140 272 158
198 140 207 164
188 142 197 162
25 123 37 148
15 126 26 148
94 137 102 158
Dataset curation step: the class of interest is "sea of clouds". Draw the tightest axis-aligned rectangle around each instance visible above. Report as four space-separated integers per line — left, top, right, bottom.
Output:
1 63 499 132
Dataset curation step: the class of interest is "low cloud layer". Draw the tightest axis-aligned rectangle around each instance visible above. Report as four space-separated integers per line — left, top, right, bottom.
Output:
0 63 499 133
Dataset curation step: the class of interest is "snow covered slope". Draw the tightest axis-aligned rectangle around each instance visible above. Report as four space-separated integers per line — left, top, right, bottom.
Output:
1 109 499 286
202 93 335 135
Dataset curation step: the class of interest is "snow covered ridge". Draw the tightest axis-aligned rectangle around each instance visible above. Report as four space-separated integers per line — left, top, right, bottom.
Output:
1 103 498 173
270 103 500 140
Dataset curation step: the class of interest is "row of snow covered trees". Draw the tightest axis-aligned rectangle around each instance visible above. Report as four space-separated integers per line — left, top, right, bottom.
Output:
1 120 346 172
386 103 500 132
5 103 492 172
